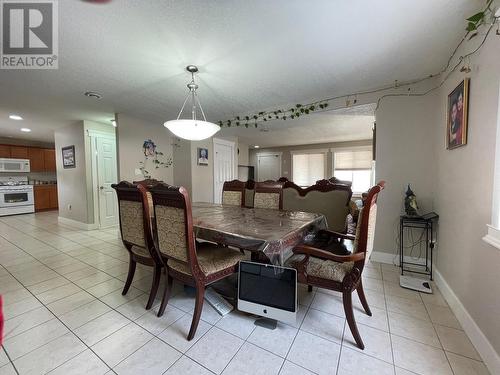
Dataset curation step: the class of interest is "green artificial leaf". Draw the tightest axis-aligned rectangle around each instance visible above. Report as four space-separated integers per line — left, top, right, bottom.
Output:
264 118 267 121
466 11 484 23
282 116 287 120
258 111 264 115
291 115 295 119
254 123 258 128
324 103 329 108
310 105 315 111
253 115 258 119
218 121 223 126
305 109 310 114
296 104 302 108
300 108 305 113
466 22 477 31
245 116 250 120
236 121 240 126
245 123 249 128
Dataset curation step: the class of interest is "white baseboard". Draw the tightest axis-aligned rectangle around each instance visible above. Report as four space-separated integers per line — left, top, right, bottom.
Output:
434 269 500 375
371 251 500 374
58 216 98 231
370 250 427 267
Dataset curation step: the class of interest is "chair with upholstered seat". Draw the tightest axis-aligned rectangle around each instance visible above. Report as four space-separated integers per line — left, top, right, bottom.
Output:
253 180 284 210
286 181 385 350
222 180 246 207
112 181 163 310
147 182 246 340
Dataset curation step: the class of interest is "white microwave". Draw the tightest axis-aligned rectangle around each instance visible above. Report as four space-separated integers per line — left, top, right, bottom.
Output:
0 158 30 173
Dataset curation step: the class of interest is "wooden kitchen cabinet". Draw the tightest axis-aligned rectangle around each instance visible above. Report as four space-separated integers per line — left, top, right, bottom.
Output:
0 144 56 171
28 147 45 172
10 146 29 159
0 145 11 158
49 185 58 209
43 149 56 172
34 185 58 211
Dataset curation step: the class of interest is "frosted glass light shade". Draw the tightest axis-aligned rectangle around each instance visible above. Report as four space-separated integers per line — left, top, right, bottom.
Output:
164 119 220 141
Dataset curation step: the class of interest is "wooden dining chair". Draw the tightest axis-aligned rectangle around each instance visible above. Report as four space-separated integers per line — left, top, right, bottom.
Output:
286 181 385 350
222 180 246 207
112 181 163 310
147 182 246 340
253 180 284 210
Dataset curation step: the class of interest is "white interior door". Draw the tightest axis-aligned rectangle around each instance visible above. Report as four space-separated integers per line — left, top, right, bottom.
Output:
96 136 118 228
257 153 282 181
213 139 235 204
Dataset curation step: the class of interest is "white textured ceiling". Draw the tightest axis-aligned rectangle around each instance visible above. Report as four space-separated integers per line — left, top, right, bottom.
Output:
0 0 481 142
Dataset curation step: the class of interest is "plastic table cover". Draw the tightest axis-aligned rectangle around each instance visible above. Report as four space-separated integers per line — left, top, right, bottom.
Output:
192 202 328 265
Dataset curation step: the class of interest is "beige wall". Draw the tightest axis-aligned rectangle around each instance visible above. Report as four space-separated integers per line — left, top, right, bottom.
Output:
249 139 372 180
54 122 89 223
116 113 174 183
371 26 500 359
173 138 192 193
191 139 214 202
375 93 438 254
432 31 500 353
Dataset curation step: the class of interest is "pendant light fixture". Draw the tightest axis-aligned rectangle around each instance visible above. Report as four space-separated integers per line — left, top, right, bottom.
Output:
164 65 220 141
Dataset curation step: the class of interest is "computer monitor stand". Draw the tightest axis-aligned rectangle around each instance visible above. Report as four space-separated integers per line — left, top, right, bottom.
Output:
254 317 277 330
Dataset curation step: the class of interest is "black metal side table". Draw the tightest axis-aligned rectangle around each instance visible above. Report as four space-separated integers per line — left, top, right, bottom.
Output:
399 212 439 280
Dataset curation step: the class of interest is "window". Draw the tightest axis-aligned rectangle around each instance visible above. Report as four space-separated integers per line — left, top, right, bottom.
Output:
292 151 327 187
333 148 373 194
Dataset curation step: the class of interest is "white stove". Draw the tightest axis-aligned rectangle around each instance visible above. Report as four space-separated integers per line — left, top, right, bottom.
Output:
0 176 34 216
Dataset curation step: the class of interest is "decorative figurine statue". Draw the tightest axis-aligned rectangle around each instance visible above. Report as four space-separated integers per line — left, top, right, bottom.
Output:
404 184 419 216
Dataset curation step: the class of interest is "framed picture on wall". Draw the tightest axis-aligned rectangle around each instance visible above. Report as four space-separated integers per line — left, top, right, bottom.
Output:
446 78 469 149
62 145 76 168
198 147 208 165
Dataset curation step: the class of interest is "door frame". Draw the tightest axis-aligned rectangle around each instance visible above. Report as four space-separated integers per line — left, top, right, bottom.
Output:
213 138 236 203
256 152 282 181
87 129 117 228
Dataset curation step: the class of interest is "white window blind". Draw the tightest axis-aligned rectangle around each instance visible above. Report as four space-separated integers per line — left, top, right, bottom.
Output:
292 153 325 187
334 149 372 170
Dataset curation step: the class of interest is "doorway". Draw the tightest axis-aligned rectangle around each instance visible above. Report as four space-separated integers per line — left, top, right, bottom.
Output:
213 138 236 204
89 130 118 228
257 153 282 181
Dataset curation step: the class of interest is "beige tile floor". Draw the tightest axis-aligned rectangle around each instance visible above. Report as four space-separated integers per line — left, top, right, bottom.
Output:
0 212 490 375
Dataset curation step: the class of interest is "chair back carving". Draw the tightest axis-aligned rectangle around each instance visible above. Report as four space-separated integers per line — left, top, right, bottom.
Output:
149 183 198 271
328 176 353 186
112 181 160 262
282 179 352 232
222 180 246 207
353 181 385 267
254 180 284 210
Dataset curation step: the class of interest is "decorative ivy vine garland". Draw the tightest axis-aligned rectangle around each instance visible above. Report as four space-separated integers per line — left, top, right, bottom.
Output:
217 0 497 129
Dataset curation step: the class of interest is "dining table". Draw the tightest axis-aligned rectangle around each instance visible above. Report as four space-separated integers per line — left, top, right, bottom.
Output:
191 202 328 266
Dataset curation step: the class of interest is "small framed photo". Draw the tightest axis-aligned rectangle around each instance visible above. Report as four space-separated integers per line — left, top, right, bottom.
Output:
62 145 76 169
197 147 209 165
447 78 469 150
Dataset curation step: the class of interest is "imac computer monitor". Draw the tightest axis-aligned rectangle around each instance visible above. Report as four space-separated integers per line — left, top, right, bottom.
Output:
237 261 297 325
